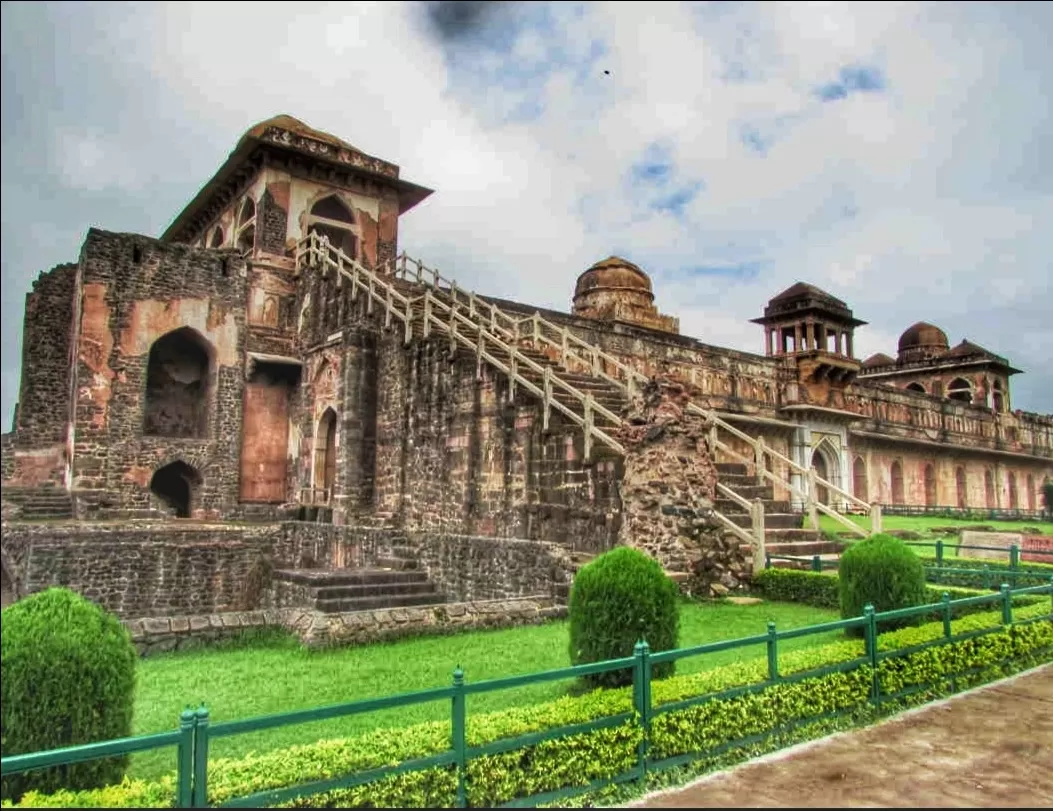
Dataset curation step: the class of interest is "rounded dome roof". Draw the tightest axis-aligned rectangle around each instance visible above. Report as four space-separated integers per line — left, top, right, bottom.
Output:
898 322 948 352
574 256 653 299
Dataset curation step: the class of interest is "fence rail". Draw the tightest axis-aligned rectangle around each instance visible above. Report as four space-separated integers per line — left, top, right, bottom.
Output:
3 583 1050 808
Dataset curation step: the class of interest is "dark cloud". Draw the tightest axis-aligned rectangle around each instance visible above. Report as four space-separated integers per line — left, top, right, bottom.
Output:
420 1 509 44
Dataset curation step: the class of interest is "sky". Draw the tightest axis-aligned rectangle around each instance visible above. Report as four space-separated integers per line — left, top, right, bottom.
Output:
2 0 1051 429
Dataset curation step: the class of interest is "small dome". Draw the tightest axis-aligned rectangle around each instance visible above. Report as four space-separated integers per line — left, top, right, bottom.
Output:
862 352 895 369
898 322 949 353
574 256 653 300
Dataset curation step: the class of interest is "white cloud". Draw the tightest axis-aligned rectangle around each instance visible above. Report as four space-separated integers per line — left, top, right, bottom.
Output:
1 0 1050 423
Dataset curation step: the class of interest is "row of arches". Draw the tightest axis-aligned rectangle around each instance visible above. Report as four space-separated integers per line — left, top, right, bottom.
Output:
904 377 1006 411
849 457 1037 510
205 194 359 258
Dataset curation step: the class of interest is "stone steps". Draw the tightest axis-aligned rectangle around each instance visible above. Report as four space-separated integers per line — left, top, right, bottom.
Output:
273 567 446 614
2 487 74 519
316 592 446 613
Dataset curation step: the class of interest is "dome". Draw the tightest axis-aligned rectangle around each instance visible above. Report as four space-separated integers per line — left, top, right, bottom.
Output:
898 322 949 353
573 256 653 301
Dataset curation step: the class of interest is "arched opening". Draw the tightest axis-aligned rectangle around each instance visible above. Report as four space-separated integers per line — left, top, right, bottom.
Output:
984 469 995 508
236 197 256 256
890 460 905 506
209 226 224 248
144 328 213 438
810 448 830 505
1027 474 1036 511
308 195 358 258
947 377 972 403
992 380 1005 412
150 461 202 518
1008 473 1018 509
923 463 937 507
852 456 867 502
313 408 338 503
955 466 967 509
905 382 927 394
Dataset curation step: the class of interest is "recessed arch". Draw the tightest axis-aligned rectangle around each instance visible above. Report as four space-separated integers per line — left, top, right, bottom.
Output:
984 468 995 508
308 194 358 258
923 463 937 507
209 226 225 248
852 456 867 502
150 460 202 518
955 466 967 509
992 379 1005 412
1008 472 1018 509
947 377 972 403
143 327 214 438
905 382 927 394
313 408 338 502
1026 474 1036 511
238 197 256 229
890 460 905 506
810 439 841 506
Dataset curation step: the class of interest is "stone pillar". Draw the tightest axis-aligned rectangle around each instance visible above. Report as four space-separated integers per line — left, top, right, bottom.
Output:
793 323 802 353
846 331 854 359
806 321 815 351
790 425 809 510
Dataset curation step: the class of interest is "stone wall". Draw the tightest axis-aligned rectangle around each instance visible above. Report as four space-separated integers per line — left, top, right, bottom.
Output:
70 230 249 518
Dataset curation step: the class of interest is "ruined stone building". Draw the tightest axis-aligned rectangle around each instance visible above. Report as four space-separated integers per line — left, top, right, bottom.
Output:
2 115 1050 632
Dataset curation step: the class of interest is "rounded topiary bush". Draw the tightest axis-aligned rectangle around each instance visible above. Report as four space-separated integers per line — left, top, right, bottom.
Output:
1 588 137 802
838 534 927 637
568 546 680 688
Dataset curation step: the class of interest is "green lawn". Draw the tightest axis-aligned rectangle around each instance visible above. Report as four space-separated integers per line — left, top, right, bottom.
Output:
813 513 1052 536
128 599 838 781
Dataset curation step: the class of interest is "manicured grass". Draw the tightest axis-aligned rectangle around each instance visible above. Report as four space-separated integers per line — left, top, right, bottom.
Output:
127 599 839 781
813 513 1052 536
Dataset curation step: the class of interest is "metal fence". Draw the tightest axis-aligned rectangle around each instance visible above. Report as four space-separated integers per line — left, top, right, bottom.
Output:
2 583 1051 808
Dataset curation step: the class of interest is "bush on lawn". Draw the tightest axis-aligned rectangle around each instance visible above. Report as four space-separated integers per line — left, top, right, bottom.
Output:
1 588 137 802
838 534 927 637
568 546 679 687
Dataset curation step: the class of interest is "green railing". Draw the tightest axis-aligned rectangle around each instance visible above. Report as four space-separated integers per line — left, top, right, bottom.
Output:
3 583 1051 808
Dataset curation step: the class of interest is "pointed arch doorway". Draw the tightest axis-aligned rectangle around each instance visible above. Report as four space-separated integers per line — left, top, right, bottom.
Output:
313 408 338 504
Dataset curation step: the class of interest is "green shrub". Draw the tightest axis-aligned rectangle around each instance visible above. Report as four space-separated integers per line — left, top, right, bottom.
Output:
6 601 1049 809
838 534 927 636
568 546 680 687
1 588 137 802
920 556 1053 590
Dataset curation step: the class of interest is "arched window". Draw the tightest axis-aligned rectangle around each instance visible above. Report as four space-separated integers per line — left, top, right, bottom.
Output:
906 382 927 394
313 408 338 503
1027 474 1036 511
1008 473 1018 509
143 328 213 438
150 461 202 518
984 469 995 508
923 463 937 507
992 380 1005 412
307 195 357 258
890 460 905 506
955 466 967 509
236 197 256 256
947 377 972 403
209 226 225 248
852 456 867 502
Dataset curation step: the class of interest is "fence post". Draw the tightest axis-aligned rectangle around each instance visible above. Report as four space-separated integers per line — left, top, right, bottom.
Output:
941 592 952 639
936 539 944 566
451 667 467 808
191 705 209 808
633 640 652 777
765 551 772 570
751 498 766 575
177 709 195 808
863 604 879 705
1010 545 1020 571
871 503 882 534
1000 583 1012 626
766 621 779 682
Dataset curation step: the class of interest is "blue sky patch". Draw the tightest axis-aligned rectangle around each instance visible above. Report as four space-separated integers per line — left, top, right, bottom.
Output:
816 64 886 102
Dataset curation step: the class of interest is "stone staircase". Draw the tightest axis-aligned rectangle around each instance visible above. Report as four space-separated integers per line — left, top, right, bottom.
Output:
714 462 846 569
1 486 74 520
273 567 446 614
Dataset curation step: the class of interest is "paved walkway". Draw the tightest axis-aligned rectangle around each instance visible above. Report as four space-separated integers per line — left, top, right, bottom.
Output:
630 663 1053 808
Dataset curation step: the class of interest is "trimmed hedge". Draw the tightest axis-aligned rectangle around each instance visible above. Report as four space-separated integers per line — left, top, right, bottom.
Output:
5 601 1050 809
568 547 680 687
751 568 1047 618
1 588 137 802
918 556 1053 590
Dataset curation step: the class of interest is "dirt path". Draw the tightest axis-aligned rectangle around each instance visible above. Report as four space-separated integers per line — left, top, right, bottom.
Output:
631 664 1053 808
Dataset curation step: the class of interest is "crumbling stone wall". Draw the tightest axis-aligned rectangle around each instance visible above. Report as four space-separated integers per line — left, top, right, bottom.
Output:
615 380 751 592
70 230 248 517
